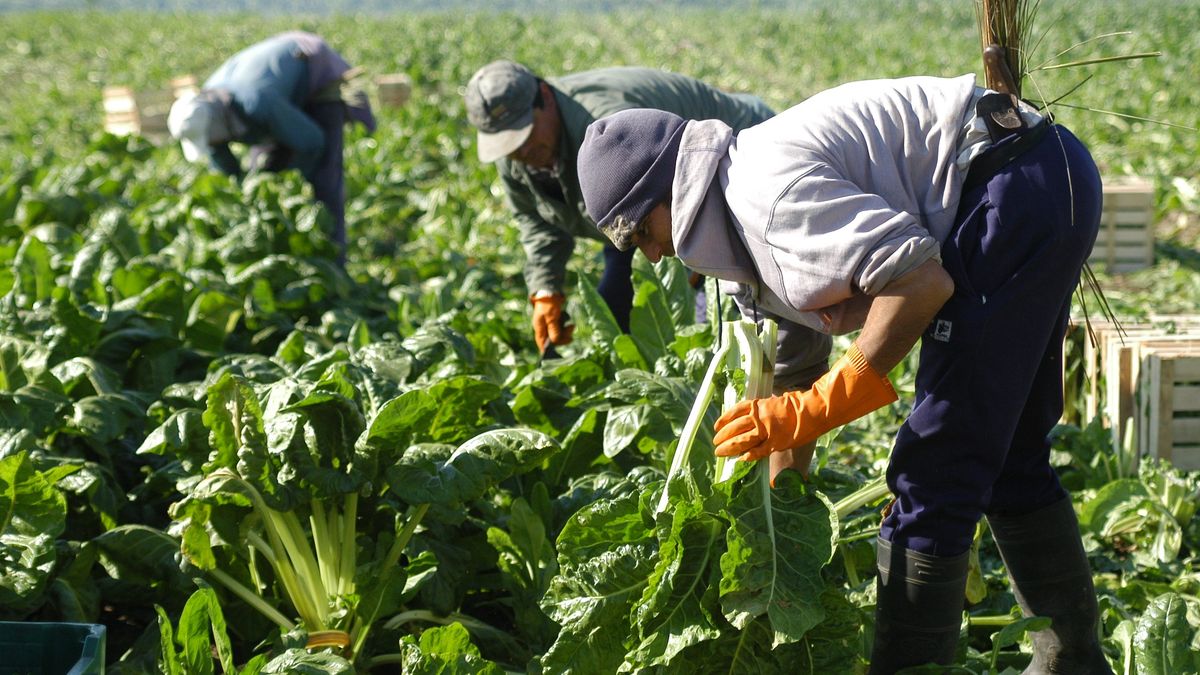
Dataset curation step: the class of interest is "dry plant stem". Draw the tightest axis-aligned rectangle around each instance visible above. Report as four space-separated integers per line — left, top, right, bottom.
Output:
977 0 1036 96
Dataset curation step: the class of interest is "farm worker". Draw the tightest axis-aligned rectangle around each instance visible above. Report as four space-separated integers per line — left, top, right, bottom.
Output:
576 76 1111 674
464 60 779 354
167 31 375 264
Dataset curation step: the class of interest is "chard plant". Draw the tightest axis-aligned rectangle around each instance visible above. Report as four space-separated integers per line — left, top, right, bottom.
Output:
538 319 890 674
0 451 77 619
147 335 559 666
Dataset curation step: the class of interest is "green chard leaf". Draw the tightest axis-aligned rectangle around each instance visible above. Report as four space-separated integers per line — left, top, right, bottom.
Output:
626 496 724 670
137 409 211 465
365 376 502 453
0 451 67 618
538 487 659 675
719 469 836 647
1133 592 1198 675
574 274 623 349
259 648 355 674
203 372 269 471
279 381 371 496
398 622 506 675
386 429 558 507
175 586 236 675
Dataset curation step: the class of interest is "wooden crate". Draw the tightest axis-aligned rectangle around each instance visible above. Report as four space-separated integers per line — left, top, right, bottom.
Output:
1062 317 1200 447
102 75 197 142
1108 335 1200 458
1063 318 1126 427
170 75 199 99
1137 344 1200 470
1070 317 1200 423
1088 177 1154 273
374 73 412 108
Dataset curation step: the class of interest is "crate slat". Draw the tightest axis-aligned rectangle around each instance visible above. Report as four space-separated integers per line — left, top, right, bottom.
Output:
1173 419 1200 443
1176 385 1200 410
1166 447 1200 471
1172 360 1200 381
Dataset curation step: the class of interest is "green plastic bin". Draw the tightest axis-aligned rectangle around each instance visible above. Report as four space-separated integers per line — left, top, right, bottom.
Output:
0 622 105 675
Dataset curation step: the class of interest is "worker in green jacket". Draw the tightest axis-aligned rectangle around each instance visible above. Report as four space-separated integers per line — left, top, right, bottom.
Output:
465 60 774 354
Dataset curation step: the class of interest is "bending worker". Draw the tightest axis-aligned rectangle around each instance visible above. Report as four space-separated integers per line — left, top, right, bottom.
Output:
576 75 1111 674
167 31 374 263
464 60 774 354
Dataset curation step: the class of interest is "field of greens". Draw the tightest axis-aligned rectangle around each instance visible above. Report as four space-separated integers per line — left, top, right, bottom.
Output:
1 2 1199 673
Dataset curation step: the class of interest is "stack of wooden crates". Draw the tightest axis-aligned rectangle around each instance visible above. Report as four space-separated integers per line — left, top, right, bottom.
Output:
1068 176 1200 470
1075 317 1200 471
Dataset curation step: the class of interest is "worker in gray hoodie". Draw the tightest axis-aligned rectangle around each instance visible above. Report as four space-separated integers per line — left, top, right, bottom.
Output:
168 32 374 264
576 75 1111 674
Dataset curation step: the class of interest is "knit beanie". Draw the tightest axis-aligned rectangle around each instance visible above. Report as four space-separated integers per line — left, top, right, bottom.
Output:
578 109 686 251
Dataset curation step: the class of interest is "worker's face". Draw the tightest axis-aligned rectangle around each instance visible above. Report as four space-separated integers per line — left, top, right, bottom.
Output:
633 202 675 263
507 82 560 170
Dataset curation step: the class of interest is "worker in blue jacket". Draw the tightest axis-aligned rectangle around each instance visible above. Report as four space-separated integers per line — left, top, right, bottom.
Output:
168 32 375 263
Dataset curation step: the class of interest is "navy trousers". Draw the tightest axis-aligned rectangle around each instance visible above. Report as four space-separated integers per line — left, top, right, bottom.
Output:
599 244 636 333
249 100 347 263
878 125 1102 556
304 100 347 262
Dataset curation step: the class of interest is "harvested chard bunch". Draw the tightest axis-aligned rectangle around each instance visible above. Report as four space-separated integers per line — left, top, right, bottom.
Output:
539 319 889 673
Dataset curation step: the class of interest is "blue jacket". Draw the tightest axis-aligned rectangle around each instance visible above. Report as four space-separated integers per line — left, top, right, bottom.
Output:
204 32 372 180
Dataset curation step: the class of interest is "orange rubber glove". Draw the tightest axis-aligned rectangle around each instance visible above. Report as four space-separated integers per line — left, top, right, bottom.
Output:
713 343 898 464
531 293 574 353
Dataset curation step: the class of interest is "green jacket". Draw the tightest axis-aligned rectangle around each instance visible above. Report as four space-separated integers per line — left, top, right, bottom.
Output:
497 67 774 295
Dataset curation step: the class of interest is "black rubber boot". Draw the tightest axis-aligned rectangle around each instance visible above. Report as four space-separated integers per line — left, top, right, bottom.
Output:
867 537 969 674
987 497 1114 675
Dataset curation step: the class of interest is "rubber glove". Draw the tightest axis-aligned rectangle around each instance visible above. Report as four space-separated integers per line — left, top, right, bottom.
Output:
531 293 574 353
714 343 897 464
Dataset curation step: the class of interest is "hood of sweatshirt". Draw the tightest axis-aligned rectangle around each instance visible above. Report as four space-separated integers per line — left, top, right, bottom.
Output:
670 119 756 285
670 119 832 334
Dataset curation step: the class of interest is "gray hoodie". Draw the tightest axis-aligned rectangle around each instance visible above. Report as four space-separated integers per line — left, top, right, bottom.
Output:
672 75 985 385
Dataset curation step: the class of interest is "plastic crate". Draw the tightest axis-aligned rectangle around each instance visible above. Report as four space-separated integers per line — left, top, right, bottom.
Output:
0 622 105 675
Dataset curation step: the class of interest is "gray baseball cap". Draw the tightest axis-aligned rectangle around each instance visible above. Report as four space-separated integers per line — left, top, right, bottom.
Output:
465 60 539 162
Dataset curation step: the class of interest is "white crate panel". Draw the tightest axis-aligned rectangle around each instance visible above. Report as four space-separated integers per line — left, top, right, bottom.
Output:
1168 447 1200 471
1175 418 1200 443
1091 177 1154 272
1139 350 1200 469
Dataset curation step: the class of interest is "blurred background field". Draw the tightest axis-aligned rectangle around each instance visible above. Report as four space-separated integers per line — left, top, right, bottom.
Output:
2 1 1197 294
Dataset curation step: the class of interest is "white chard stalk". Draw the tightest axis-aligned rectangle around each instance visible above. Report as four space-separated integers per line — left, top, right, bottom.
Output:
657 318 778 515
